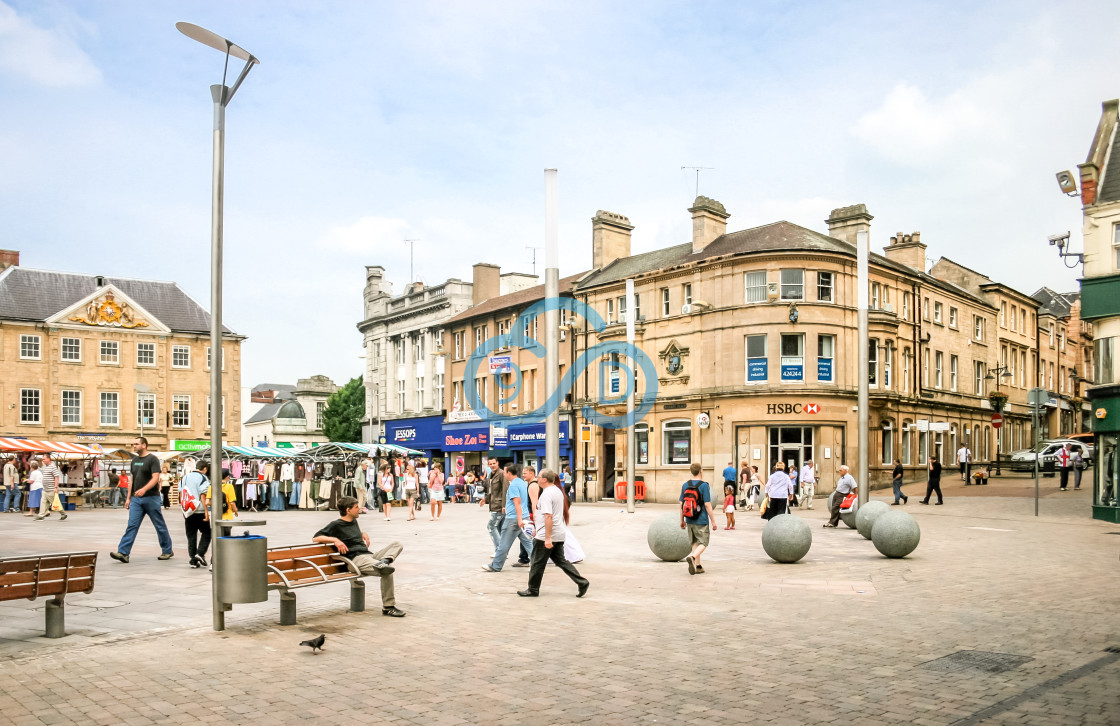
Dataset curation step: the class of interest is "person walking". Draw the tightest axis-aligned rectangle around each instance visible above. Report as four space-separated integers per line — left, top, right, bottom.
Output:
738 460 751 509
160 463 172 509
417 459 430 506
25 460 42 517
180 461 212 569
747 465 765 511
763 462 794 519
799 459 817 509
825 465 858 528
313 496 406 617
920 455 944 505
1058 443 1073 491
957 444 972 483
482 463 534 572
3 455 20 513
480 457 506 554
890 458 908 504
1071 448 1085 490
403 463 418 520
680 462 716 575
428 462 445 521
110 436 174 563
35 453 67 521
722 461 738 509
219 469 239 520
723 485 736 529
517 469 589 598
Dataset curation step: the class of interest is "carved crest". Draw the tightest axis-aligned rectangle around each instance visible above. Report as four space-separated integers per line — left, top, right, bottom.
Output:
659 341 689 376
69 291 149 329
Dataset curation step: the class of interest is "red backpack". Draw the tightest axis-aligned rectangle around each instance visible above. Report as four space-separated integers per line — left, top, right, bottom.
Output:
681 481 704 518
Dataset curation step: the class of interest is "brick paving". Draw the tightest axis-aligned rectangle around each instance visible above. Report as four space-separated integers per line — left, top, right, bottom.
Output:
0 481 1116 725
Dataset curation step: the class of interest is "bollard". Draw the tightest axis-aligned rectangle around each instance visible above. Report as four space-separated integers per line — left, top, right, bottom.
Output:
45 597 65 638
279 591 297 626
350 580 366 613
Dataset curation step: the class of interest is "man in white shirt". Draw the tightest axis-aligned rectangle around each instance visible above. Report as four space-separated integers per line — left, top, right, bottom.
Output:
798 460 817 509
35 453 67 521
825 465 857 528
517 469 589 598
957 445 972 483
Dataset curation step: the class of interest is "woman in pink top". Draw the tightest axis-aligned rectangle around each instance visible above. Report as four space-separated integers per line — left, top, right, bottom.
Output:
428 463 445 521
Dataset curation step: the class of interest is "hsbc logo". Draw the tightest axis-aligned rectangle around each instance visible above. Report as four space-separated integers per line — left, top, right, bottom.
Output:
766 402 820 415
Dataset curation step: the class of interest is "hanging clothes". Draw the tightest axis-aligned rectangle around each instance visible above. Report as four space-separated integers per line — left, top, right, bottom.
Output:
289 479 301 506
231 460 243 478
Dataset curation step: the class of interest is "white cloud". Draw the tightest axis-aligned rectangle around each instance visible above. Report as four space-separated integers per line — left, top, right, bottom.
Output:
0 2 100 87
852 83 992 165
314 215 415 255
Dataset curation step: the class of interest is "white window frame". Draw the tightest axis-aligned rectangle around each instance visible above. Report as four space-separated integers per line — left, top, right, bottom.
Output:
1000 301 1007 327
870 282 880 310
817 334 835 383
397 379 406 412
454 332 463 359
19 334 41 360
61 390 81 425
137 393 156 428
683 283 693 307
779 332 805 383
974 316 984 341
606 298 615 324
316 401 326 430
206 346 224 371
172 345 191 369
933 301 943 324
975 361 985 394
817 271 833 302
744 271 767 303
950 355 959 392
61 337 81 362
935 351 943 389
883 344 892 388
662 419 692 466
100 391 120 426
20 388 41 424
902 292 910 320
746 334 767 384
435 373 445 409
100 340 119 365
779 270 803 301
868 340 879 387
206 396 226 428
172 395 191 428
1114 222 1120 269
417 376 425 409
902 348 911 394
949 307 958 329
136 342 156 367
661 287 670 316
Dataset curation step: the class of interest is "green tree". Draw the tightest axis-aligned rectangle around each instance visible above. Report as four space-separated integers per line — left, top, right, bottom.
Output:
322 376 365 442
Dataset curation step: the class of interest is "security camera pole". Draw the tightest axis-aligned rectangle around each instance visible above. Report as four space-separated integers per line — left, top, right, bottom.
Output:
544 169 560 475
176 21 259 632
857 229 870 505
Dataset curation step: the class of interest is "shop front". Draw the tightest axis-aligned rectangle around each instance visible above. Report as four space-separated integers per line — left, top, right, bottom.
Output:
504 421 571 472
384 415 445 459
1088 385 1120 522
441 422 491 475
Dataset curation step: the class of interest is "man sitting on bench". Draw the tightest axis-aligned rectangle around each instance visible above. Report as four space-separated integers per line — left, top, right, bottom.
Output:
313 496 406 617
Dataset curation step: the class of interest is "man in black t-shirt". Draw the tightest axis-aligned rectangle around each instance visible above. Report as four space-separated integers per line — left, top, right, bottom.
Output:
110 436 174 564
314 496 405 617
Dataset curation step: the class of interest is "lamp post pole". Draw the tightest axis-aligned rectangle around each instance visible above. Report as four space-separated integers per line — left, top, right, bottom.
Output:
625 278 636 513
176 22 258 632
544 169 560 475
985 365 1011 475
856 230 870 505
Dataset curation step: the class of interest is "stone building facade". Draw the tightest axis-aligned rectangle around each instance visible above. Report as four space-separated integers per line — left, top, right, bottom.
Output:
241 375 337 449
0 257 243 450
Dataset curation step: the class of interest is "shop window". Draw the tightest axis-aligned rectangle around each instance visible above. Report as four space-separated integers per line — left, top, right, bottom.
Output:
780 270 803 300
768 427 813 471
817 334 834 383
61 390 81 425
635 423 649 465
1094 337 1115 385
744 271 767 303
663 420 691 465
780 333 804 382
61 337 81 362
817 271 833 302
746 334 767 383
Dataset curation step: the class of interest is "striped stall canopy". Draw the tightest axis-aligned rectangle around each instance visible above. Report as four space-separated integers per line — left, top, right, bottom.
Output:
0 438 102 455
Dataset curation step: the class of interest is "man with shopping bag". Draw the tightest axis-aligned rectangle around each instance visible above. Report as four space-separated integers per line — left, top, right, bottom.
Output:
34 453 67 521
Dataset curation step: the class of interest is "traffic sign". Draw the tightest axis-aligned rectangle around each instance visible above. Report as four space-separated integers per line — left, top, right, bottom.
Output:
991 412 1003 429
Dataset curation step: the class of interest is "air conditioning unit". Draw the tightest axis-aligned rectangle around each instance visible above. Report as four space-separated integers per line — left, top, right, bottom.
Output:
681 304 693 315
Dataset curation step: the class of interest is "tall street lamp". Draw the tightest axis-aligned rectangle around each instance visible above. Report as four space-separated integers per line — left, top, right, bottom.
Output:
985 365 1012 474
176 21 259 632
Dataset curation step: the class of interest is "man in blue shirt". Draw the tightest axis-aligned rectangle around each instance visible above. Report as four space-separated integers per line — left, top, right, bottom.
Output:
679 462 717 575
722 461 738 509
482 463 535 572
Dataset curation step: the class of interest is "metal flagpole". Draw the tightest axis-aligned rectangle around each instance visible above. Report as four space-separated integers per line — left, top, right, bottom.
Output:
625 278 636 513
544 170 560 474
857 229 870 505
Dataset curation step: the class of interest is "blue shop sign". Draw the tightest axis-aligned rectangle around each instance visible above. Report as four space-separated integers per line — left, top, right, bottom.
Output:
442 423 491 452
507 421 570 449
384 415 445 451
748 358 768 382
817 358 833 382
780 364 803 381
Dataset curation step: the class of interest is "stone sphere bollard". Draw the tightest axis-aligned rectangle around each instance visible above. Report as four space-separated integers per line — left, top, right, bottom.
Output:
647 513 693 562
827 490 859 529
871 510 921 558
855 500 891 540
761 513 812 563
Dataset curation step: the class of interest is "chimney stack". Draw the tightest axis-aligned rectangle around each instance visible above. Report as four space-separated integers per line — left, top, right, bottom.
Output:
591 210 633 269
472 263 500 306
882 231 928 271
825 204 873 246
0 250 18 272
689 196 729 252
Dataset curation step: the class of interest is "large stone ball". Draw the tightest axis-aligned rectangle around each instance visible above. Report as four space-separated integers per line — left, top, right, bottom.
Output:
647 513 693 562
856 500 891 540
761 513 812 563
827 491 859 529
871 511 921 558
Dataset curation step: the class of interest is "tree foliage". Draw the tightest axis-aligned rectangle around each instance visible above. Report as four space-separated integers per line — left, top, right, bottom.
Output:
322 376 365 443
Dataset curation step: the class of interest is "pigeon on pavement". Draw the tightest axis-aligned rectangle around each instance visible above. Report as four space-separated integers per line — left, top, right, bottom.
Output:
299 634 326 654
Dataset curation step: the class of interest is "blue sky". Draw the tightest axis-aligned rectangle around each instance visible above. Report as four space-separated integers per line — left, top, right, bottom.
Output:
3 1 1118 387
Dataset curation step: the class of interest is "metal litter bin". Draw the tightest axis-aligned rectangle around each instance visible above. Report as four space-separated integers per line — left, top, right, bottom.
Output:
216 533 267 603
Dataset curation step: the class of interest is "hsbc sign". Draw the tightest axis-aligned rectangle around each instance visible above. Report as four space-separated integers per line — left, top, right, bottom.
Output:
766 402 820 415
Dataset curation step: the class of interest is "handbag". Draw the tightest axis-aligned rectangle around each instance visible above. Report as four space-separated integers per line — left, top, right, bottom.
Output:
839 492 857 513
759 495 769 516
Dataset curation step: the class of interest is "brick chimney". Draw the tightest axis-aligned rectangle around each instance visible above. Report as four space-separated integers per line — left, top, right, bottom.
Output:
689 196 729 252
591 210 633 269
472 263 500 306
825 204 873 246
883 231 928 271
0 249 19 271
1079 99 1119 207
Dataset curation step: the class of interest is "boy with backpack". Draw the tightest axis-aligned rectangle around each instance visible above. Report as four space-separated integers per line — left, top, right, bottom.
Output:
180 461 212 569
679 462 717 575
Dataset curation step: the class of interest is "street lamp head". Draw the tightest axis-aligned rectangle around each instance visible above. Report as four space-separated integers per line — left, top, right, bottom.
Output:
176 22 258 64
1000 370 1011 379
984 372 995 381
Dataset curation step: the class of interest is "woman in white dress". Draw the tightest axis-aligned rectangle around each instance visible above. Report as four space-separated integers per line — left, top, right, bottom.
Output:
404 463 418 521
428 463 445 521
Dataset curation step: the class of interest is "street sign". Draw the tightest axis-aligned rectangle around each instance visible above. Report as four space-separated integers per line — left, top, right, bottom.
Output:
991 412 1003 429
1028 387 1048 407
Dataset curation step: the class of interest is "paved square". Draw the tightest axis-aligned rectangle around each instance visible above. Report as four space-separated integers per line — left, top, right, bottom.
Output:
0 478 1116 725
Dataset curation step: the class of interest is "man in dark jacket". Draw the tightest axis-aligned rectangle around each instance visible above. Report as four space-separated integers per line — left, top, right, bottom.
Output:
479 457 506 555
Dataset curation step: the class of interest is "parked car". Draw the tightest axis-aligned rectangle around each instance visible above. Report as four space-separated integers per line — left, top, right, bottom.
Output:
1009 440 1094 471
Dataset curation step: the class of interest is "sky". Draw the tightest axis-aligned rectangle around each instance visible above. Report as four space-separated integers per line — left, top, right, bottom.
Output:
3 0 1118 388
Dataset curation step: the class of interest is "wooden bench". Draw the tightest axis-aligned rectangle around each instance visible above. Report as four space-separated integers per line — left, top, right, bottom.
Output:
266 543 367 625
0 551 98 638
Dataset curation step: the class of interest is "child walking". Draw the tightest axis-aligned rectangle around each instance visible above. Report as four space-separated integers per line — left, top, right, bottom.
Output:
723 485 736 529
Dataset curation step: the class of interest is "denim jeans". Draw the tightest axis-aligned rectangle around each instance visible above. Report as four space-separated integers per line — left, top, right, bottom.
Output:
490 517 534 571
892 477 905 503
117 495 173 556
487 511 504 553
111 487 124 508
2 486 20 512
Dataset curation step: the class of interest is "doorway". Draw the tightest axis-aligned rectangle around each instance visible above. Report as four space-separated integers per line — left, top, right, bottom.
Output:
602 429 616 498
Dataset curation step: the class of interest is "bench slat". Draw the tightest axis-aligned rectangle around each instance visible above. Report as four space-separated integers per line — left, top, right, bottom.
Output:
0 554 97 573
266 545 336 562
0 578 93 601
268 572 357 590
0 566 94 589
267 565 350 584
269 553 339 569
